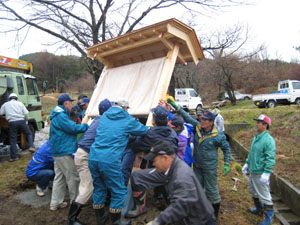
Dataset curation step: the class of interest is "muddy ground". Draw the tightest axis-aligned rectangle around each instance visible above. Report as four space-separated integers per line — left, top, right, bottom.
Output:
0 128 280 225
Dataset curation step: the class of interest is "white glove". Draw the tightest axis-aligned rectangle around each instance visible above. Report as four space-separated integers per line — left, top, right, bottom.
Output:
147 220 159 225
260 173 270 184
242 163 248 175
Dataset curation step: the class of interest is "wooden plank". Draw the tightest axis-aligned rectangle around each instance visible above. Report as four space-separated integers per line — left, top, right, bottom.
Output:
146 44 180 126
161 38 186 64
167 24 199 64
97 35 162 58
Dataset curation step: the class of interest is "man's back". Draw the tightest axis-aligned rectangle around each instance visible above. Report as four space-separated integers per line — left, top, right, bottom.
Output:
158 157 214 225
131 126 178 154
0 99 27 122
89 107 148 164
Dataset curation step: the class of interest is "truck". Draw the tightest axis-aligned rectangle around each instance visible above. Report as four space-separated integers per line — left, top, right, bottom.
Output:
174 88 203 111
0 55 44 149
253 80 300 108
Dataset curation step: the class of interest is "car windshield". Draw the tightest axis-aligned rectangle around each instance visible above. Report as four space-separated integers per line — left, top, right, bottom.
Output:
189 90 198 97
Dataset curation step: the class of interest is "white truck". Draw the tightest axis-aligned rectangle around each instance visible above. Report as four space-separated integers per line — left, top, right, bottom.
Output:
253 80 300 108
174 88 203 111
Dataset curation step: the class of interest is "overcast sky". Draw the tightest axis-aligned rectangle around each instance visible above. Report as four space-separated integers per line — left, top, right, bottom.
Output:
1 0 300 62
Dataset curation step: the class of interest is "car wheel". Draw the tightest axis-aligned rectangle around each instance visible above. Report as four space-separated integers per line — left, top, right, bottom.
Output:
267 100 276 108
244 96 250 100
295 98 300 105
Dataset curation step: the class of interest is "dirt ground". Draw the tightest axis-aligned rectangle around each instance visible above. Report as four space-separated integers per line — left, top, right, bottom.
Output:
0 152 281 225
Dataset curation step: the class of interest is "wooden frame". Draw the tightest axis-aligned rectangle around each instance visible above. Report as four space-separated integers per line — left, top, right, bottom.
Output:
85 18 204 125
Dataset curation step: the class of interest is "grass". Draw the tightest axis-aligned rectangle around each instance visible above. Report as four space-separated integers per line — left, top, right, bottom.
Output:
222 100 300 189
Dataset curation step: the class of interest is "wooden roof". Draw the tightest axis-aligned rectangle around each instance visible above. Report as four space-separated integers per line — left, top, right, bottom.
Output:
86 18 204 68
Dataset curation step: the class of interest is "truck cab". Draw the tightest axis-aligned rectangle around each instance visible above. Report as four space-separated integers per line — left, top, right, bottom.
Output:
0 55 44 149
175 88 202 111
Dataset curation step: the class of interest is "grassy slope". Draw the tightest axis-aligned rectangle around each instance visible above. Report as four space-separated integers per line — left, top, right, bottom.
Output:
222 100 300 189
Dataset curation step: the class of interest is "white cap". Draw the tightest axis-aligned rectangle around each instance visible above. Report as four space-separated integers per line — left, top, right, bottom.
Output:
9 93 18 99
114 99 130 108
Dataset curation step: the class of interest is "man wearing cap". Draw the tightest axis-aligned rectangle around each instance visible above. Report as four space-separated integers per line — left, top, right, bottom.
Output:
169 116 188 161
88 99 148 225
242 114 276 225
130 140 216 225
71 94 88 121
49 94 89 211
125 105 178 218
167 98 231 219
0 93 36 161
67 99 112 225
213 108 225 132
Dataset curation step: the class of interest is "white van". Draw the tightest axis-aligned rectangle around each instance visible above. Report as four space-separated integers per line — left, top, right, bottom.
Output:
175 88 203 111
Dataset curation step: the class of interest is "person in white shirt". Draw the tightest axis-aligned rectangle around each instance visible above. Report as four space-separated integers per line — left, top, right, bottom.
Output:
0 93 35 161
213 108 225 132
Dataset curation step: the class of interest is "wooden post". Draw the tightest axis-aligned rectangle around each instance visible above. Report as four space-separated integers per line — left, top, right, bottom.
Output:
146 43 180 126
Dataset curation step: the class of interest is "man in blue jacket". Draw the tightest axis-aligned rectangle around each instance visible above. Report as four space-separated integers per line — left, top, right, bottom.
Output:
168 98 231 219
88 100 148 225
67 99 113 225
26 140 54 197
49 94 88 211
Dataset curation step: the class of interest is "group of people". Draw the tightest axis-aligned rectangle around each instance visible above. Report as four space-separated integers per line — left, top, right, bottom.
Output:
5 91 276 225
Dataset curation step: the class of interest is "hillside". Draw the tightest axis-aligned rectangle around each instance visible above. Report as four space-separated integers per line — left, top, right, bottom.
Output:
221 100 300 189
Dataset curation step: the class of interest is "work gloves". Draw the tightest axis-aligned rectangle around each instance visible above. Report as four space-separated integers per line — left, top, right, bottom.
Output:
242 163 248 175
167 98 180 110
260 173 270 184
222 163 230 176
146 218 160 225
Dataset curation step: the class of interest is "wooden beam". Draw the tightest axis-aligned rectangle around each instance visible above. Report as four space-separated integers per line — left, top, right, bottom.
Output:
146 44 180 126
167 24 199 64
96 56 113 68
98 35 163 57
160 38 186 64
139 33 148 39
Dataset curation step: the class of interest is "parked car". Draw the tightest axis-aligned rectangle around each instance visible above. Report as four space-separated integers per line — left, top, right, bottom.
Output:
225 91 252 100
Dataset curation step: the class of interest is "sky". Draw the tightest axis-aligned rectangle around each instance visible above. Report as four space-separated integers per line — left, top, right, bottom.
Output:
1 0 300 62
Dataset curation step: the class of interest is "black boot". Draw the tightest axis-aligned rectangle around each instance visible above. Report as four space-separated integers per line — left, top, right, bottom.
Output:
94 206 108 225
110 211 121 225
67 201 85 225
212 202 220 219
248 198 264 215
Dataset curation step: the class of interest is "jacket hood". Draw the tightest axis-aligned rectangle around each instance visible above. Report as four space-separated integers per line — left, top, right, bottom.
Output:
50 105 66 120
105 106 129 120
151 125 174 137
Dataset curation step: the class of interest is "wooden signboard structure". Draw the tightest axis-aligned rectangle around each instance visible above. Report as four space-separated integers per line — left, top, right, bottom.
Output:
85 18 204 126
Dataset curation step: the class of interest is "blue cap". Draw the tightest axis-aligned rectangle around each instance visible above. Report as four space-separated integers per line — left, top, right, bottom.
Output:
58 94 75 105
99 99 113 114
200 110 216 120
170 116 184 127
80 97 90 106
70 106 81 118
151 105 169 121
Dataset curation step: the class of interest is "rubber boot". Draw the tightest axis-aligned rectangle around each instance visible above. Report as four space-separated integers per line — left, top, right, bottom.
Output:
212 202 220 219
125 191 147 218
110 211 121 225
248 198 264 215
95 206 108 225
260 205 274 225
67 201 85 225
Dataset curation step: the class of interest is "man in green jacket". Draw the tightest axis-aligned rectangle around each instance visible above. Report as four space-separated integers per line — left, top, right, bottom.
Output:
242 114 276 225
167 99 231 219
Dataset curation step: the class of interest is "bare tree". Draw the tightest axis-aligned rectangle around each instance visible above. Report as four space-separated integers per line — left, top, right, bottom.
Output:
0 0 247 82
